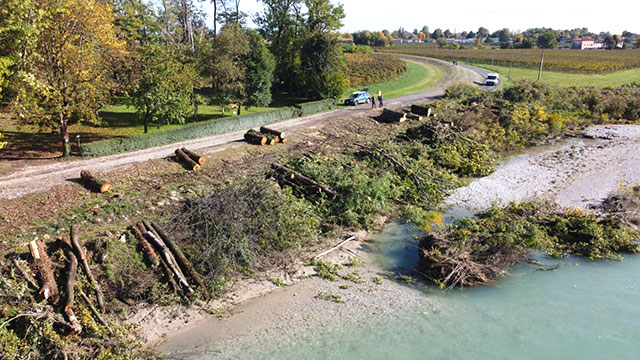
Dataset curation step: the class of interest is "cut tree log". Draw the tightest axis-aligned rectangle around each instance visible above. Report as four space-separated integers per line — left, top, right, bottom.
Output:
137 222 178 292
131 225 160 269
141 220 186 280
264 133 278 145
244 129 267 145
406 113 422 121
259 126 286 143
377 108 407 123
143 228 195 296
411 104 432 117
271 163 338 200
29 239 59 304
58 236 82 335
150 221 211 300
175 149 200 171
70 224 105 312
80 170 112 193
181 148 205 165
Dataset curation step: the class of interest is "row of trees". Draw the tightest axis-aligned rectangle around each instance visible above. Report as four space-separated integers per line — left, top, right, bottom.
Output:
351 25 638 50
0 0 348 156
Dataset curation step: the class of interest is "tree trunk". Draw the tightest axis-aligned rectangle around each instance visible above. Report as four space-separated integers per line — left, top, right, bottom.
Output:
80 170 113 193
244 129 267 145
29 239 59 304
131 224 160 269
136 222 178 292
144 109 150 134
150 221 211 300
70 224 105 312
259 126 285 140
410 105 432 117
181 148 205 165
59 236 82 335
59 111 71 157
175 149 201 171
143 228 195 295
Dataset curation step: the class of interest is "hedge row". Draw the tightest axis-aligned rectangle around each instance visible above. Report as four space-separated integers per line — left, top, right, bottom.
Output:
82 99 337 157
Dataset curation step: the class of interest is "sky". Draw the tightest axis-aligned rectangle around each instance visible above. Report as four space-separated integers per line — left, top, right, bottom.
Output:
196 0 640 35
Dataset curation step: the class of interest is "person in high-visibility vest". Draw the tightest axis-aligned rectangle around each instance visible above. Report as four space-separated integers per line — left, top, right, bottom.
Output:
377 90 383 107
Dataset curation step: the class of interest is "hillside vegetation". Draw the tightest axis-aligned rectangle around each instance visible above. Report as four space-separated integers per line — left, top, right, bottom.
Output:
345 53 408 85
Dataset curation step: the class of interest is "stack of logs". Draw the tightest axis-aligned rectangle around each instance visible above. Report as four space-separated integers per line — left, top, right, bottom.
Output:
24 225 110 335
244 127 287 146
131 221 210 299
271 163 338 200
175 147 205 171
376 105 436 123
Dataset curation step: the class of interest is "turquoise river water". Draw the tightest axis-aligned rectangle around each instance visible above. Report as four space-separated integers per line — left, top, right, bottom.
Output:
162 221 640 360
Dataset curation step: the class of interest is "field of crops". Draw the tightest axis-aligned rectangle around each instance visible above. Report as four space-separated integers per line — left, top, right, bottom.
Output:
345 53 408 85
378 45 640 73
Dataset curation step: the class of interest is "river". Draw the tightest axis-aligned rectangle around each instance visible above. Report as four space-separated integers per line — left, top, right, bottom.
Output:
161 222 640 359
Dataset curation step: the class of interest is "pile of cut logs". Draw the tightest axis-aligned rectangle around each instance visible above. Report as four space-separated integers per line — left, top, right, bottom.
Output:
175 147 205 171
23 225 110 335
271 163 338 200
131 221 210 299
244 126 287 146
375 104 436 123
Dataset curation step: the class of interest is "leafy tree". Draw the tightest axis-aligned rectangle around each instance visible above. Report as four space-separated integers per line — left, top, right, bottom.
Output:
256 0 303 92
536 32 558 48
498 28 511 48
603 34 615 49
431 28 443 39
204 23 250 113
298 31 347 99
10 0 124 156
217 0 248 25
467 31 476 39
305 0 344 33
444 29 453 38
131 44 195 133
421 26 429 37
477 27 490 38
245 30 276 108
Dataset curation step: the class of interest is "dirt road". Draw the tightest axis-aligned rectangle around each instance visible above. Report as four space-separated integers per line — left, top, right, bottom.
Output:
0 57 482 200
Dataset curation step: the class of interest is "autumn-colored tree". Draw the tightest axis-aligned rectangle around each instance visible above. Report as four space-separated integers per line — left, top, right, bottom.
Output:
419 32 426 41
11 0 124 156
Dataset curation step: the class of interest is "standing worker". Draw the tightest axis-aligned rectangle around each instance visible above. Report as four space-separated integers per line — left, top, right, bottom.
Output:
377 90 383 107
371 95 376 109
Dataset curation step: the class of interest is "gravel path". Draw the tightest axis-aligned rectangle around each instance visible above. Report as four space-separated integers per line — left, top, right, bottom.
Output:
0 58 481 200
445 125 640 211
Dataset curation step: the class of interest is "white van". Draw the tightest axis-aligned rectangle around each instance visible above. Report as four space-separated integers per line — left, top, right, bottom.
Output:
485 73 499 86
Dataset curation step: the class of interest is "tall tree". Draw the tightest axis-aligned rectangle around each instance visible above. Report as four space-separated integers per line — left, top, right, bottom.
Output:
244 30 275 108
218 0 247 25
11 0 124 156
255 0 303 92
536 31 558 48
130 44 195 133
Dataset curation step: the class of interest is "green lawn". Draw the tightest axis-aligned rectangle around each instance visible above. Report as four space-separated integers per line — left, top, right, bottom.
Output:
475 63 640 87
343 59 443 102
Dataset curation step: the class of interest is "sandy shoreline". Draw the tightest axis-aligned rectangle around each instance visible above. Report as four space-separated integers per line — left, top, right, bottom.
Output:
153 124 640 358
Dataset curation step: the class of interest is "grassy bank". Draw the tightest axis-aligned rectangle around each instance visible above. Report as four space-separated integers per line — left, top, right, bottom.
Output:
477 63 640 87
343 59 442 101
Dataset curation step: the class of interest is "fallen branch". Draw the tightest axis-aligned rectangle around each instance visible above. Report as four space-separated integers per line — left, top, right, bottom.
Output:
150 221 211 300
12 258 39 290
78 289 112 334
80 170 113 193
70 224 105 312
271 163 338 200
29 239 59 304
58 236 82 335
137 222 178 292
313 236 356 260
142 223 194 295
131 225 160 269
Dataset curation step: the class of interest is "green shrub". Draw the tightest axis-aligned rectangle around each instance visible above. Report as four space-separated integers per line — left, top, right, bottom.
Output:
295 98 337 117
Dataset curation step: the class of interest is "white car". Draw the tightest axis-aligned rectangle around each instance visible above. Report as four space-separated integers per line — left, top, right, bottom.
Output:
485 73 499 86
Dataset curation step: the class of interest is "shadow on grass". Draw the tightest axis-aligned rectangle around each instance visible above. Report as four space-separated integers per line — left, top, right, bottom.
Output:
0 130 118 160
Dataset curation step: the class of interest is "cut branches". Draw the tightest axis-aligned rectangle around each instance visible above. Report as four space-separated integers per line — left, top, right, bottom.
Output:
70 224 105 312
271 163 338 200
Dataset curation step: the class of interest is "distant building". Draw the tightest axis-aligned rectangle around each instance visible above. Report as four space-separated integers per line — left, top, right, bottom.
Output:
571 38 604 50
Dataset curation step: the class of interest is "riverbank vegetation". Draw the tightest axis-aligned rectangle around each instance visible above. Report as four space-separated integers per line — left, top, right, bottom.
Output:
2 79 640 357
419 200 640 289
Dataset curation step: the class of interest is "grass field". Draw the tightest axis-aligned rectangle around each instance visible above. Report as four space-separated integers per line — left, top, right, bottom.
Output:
476 63 640 87
379 45 640 73
342 59 443 102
